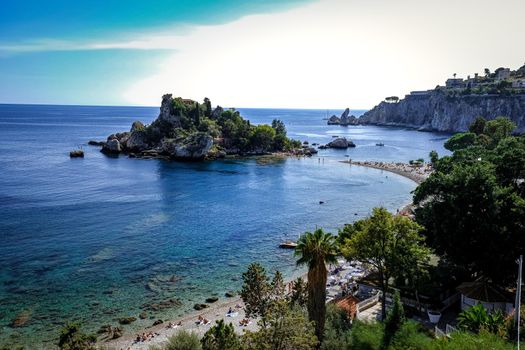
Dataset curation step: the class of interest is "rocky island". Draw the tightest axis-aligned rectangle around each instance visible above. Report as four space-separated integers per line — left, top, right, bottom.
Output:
92 94 311 160
91 94 359 160
327 108 359 126
359 64 525 133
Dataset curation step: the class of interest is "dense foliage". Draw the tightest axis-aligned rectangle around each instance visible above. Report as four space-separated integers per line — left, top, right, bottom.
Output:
457 304 507 336
322 309 515 350
146 97 300 154
339 207 430 319
242 301 318 350
239 263 319 350
415 116 525 285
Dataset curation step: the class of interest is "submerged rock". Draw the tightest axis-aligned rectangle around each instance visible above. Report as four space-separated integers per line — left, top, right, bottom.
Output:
118 316 136 325
10 310 32 328
205 296 219 303
169 275 179 283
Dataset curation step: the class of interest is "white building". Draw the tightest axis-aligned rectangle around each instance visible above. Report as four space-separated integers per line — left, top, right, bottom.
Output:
457 280 514 314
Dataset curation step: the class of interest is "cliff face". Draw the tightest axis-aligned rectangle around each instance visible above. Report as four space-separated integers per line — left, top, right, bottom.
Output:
359 91 525 133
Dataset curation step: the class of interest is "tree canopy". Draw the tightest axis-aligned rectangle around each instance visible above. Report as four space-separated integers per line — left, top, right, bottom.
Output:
339 207 430 319
414 116 525 285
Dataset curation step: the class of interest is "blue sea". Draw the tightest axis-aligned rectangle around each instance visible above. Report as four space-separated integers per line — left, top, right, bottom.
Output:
0 104 450 348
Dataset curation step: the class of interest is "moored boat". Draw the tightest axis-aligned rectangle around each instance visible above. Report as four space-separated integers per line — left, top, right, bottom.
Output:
279 241 297 249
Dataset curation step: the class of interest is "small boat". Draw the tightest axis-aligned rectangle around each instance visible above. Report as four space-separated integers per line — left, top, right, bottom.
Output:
375 142 384 146
279 241 298 249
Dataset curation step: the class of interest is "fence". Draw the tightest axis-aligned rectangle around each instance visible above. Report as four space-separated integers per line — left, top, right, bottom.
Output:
356 291 381 315
434 324 458 338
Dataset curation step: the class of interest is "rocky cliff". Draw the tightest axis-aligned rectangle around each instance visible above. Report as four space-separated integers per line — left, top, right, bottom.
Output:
359 90 525 133
99 94 214 160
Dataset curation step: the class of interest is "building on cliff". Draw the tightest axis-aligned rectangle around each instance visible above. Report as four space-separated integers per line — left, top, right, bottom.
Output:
359 64 525 133
445 78 464 88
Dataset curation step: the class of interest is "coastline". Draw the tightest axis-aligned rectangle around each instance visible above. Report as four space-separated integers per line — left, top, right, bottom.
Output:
103 159 427 350
340 160 432 185
103 272 307 350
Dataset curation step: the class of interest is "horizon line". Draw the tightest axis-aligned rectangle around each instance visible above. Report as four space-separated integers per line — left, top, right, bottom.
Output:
0 101 371 111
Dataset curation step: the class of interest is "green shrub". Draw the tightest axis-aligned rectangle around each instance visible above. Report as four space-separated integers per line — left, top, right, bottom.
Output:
430 330 515 350
149 330 202 350
58 322 96 350
201 319 240 350
321 304 352 350
349 320 384 350
390 321 432 350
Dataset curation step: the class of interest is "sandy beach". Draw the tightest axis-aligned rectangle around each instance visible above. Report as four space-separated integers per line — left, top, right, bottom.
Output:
103 271 309 350
102 296 256 350
341 160 432 185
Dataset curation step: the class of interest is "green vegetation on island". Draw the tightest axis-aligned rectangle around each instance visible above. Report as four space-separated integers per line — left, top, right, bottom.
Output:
98 95 305 160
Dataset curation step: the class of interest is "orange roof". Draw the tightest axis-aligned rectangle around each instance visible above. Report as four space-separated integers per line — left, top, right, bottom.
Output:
335 294 359 319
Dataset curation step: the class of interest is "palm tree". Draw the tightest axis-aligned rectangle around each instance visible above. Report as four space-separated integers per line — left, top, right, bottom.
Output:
295 228 338 341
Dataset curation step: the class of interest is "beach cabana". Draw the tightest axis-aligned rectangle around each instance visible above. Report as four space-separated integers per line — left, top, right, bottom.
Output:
457 280 514 314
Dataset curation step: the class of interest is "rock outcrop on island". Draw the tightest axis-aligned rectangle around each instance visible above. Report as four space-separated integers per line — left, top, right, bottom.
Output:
359 64 525 133
327 108 359 126
94 94 304 161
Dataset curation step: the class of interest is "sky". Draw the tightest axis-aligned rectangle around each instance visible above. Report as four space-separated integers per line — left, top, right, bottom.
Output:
1 0 524 109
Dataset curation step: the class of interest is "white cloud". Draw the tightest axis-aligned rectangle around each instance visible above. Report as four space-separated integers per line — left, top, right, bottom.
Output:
121 0 525 108
5 0 524 108
0 37 180 53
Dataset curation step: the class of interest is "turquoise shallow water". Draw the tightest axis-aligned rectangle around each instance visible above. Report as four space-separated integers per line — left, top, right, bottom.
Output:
0 104 450 348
